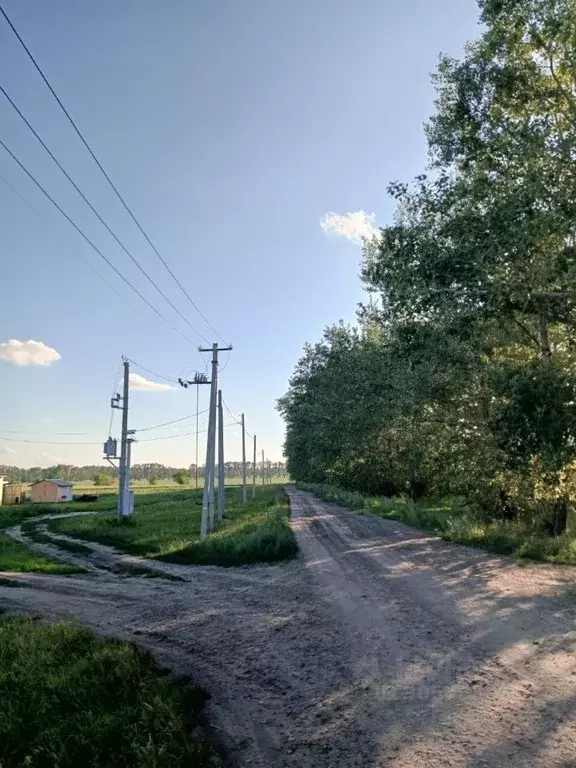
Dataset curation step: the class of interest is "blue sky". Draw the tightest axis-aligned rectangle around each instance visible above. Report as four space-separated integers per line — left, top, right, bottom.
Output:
0 0 480 469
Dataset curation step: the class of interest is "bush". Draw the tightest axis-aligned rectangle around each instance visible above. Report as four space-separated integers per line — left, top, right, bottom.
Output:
93 473 115 487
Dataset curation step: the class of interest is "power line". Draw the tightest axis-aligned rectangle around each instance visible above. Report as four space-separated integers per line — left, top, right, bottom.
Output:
0 81 210 346
0 3 228 346
0 136 198 347
0 172 148 322
0 423 237 445
124 358 179 383
0 431 94 436
0 436 101 445
222 398 254 439
139 421 236 442
134 408 209 433
108 359 123 436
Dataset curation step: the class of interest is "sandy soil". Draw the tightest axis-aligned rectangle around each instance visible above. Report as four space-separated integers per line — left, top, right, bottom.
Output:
2 489 576 767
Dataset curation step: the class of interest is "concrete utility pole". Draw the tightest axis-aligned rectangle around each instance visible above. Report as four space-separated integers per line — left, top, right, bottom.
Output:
252 434 257 499
195 381 200 489
217 389 225 519
241 413 247 505
199 343 232 537
118 358 134 519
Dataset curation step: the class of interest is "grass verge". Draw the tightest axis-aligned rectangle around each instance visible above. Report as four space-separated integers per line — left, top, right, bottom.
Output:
298 482 576 565
49 485 297 567
0 534 84 576
0 506 86 575
0 617 213 767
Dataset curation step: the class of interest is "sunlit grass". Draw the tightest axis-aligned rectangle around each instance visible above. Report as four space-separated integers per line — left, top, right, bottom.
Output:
50 485 297 567
0 534 84 575
0 618 212 767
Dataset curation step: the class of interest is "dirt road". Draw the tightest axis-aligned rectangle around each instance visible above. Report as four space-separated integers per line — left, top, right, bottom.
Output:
2 489 576 767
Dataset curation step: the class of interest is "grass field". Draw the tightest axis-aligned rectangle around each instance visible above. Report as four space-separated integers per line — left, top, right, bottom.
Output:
15 476 292 494
0 617 212 768
299 482 576 566
49 484 297 567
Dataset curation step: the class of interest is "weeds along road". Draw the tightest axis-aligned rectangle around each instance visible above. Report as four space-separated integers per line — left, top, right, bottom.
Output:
2 488 576 767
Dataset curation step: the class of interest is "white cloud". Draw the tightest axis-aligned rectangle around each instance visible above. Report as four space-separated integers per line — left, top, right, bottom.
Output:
129 373 175 392
0 339 61 367
320 210 379 245
0 446 16 455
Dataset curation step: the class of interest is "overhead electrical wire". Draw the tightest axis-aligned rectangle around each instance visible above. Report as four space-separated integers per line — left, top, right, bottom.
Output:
139 421 237 442
134 408 210 433
0 137 198 347
0 82 210 346
0 423 236 445
0 435 101 445
124 358 179 384
222 398 254 439
0 3 229 346
108 359 123 436
0 430 95 436
0 172 148 323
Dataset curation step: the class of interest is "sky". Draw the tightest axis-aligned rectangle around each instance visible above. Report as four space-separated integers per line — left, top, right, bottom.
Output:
0 0 481 469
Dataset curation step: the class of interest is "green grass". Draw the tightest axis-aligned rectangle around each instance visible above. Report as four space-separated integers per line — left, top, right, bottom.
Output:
298 482 576 565
0 534 84 575
0 506 86 575
0 617 213 768
50 485 297 567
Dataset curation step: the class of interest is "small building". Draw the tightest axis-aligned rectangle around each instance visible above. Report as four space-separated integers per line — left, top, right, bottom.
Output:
2 482 25 505
30 479 73 504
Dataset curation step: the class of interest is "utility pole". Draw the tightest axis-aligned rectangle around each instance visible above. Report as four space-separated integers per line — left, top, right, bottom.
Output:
196 382 200 488
241 413 247 504
118 359 132 519
252 434 257 499
199 343 232 537
262 449 265 486
178 371 210 490
217 389 225 519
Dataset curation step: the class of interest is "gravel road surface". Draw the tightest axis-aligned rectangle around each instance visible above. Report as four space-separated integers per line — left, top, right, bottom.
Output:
2 488 576 767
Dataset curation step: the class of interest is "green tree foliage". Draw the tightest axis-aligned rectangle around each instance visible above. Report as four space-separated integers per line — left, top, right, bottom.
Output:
280 0 576 534
93 473 115 487
148 476 158 486
172 471 190 486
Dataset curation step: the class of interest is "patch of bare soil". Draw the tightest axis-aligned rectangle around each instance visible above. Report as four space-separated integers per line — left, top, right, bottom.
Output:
2 491 576 767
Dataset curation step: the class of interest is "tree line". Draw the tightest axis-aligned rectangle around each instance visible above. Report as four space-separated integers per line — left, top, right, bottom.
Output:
0 461 287 485
279 0 576 535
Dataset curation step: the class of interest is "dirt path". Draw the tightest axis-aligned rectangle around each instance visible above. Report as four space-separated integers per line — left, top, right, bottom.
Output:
2 490 576 767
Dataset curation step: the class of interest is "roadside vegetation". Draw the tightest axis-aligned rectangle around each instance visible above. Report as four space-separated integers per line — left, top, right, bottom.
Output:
279 1 576 565
299 483 576 565
0 617 212 768
49 485 297 567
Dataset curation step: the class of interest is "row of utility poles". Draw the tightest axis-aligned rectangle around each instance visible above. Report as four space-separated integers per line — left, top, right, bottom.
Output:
105 346 270 533
196 344 262 537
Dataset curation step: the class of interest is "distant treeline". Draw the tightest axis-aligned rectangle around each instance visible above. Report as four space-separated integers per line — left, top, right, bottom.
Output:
0 461 287 484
